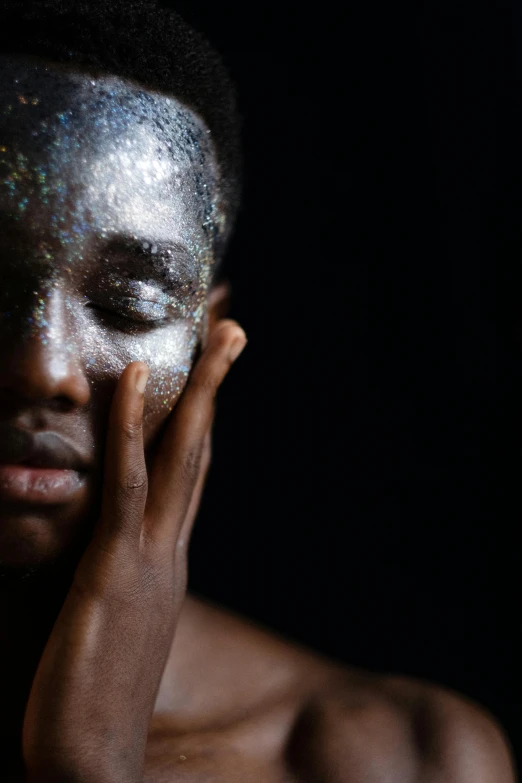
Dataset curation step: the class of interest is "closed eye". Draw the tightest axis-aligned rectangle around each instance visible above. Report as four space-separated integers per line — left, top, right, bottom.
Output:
86 301 172 331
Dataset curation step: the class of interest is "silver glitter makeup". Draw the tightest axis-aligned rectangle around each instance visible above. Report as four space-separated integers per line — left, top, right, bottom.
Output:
0 56 225 423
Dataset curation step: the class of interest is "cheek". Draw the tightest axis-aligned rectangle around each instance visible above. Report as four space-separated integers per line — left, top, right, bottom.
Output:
141 321 199 443
84 318 199 442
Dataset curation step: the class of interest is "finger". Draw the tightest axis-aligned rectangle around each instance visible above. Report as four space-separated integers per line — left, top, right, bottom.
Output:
170 428 212 591
145 320 247 546
175 427 212 556
97 361 150 548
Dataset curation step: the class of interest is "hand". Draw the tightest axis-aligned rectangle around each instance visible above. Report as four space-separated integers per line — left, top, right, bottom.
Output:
21 319 248 783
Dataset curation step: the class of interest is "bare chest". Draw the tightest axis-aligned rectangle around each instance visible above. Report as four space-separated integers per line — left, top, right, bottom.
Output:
143 757 299 783
143 703 303 783
143 733 299 783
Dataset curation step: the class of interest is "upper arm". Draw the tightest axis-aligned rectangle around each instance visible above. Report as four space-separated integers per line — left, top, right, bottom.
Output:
415 687 518 783
287 677 517 783
286 687 419 783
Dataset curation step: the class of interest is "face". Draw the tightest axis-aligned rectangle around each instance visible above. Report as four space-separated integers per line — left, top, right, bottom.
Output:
0 56 226 574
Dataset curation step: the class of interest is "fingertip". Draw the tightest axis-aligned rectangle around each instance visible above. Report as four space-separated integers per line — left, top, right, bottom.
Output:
136 365 151 395
228 335 248 363
123 361 150 394
210 321 247 351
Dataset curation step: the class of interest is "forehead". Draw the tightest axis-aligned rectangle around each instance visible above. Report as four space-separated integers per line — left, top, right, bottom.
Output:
0 56 222 262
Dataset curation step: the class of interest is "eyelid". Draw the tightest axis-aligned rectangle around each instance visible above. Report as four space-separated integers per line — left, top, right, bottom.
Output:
116 283 174 305
86 300 172 327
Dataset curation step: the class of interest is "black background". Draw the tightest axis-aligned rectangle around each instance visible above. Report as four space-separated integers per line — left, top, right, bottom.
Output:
165 1 521 772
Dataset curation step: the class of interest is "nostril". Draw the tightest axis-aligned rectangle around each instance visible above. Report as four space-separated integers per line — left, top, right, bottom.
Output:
44 397 77 413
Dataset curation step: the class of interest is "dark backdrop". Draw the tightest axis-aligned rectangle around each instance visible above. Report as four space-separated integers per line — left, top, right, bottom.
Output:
164 1 521 772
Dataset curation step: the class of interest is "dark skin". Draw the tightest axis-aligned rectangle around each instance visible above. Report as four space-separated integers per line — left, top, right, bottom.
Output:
0 58 517 783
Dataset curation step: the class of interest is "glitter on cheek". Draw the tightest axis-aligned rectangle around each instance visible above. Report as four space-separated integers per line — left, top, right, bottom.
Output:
78 311 199 423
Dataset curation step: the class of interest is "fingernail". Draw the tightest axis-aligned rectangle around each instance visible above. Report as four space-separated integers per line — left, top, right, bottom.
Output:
229 335 248 363
136 367 150 394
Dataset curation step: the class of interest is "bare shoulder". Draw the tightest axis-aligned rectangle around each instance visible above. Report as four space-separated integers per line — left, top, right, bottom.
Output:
288 667 518 783
400 675 518 783
168 596 517 783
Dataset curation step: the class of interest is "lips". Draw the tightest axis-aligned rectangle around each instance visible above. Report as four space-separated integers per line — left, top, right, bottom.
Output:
0 423 92 472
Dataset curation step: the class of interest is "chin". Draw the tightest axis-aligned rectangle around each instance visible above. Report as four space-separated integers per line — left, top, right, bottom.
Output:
0 498 99 574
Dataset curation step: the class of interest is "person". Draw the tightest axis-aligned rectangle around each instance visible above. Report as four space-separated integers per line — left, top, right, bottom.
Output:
0 1 516 781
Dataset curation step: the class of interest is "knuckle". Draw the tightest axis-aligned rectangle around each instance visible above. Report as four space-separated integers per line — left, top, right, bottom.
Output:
179 445 203 486
121 418 144 442
116 467 148 498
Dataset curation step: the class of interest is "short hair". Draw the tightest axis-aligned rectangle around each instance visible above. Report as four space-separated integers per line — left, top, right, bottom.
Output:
0 0 242 280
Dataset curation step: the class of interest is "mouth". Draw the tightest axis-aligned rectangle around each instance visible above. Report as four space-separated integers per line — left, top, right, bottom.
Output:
15 458 88 471
0 463 88 505
0 426 92 505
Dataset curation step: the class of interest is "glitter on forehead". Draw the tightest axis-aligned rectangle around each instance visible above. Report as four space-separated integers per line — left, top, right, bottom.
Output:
0 58 220 421
0 59 224 263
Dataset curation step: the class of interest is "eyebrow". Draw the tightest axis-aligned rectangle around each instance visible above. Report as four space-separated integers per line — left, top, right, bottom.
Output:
0 211 200 293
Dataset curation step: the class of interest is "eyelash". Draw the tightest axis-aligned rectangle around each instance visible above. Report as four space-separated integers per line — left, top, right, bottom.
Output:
86 303 171 332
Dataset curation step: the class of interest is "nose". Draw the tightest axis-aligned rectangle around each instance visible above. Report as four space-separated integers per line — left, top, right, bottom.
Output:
0 287 91 408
